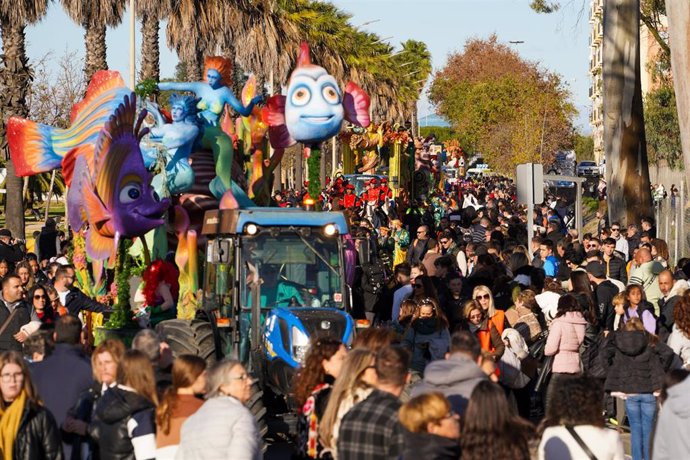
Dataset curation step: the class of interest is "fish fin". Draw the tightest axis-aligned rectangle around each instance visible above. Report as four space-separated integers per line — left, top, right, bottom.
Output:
70 71 127 124
7 117 62 176
85 227 115 262
219 189 240 210
67 155 91 231
262 95 295 148
94 93 143 210
220 106 235 138
297 42 312 67
91 259 104 287
343 82 371 128
82 180 114 237
241 74 257 106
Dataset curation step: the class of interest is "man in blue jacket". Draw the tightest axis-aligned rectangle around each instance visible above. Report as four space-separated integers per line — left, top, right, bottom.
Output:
31 315 93 459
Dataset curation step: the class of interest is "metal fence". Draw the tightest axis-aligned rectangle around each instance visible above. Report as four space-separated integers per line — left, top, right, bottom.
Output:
654 181 687 267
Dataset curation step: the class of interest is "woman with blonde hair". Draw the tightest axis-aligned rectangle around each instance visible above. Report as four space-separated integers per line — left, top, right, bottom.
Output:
318 348 377 458
155 355 206 459
0 351 62 458
472 285 506 335
63 338 127 459
399 392 460 460
91 349 158 460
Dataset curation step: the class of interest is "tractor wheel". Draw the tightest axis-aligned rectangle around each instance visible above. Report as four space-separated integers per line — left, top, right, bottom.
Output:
156 319 216 366
247 381 269 439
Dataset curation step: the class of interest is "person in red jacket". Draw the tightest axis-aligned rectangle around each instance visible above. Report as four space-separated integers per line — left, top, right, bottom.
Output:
340 185 360 209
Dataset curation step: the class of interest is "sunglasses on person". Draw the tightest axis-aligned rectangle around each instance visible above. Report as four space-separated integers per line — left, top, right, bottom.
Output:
588 244 599 249
440 239 450 245
474 294 490 300
611 227 620 232
33 294 46 300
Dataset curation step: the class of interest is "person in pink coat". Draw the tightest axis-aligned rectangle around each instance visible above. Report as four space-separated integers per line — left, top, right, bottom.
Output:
544 294 587 406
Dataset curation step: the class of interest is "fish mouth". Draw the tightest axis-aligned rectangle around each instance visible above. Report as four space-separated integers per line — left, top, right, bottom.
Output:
300 115 335 124
132 201 169 221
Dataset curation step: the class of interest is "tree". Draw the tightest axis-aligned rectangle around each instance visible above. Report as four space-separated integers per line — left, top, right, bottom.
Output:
644 83 682 169
137 0 174 83
665 1 690 177
428 35 575 175
573 134 594 161
60 0 128 83
0 0 50 239
603 0 653 225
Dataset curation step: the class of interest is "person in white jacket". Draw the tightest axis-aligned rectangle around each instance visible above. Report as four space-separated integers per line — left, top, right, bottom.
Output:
539 374 625 460
177 359 261 460
653 373 690 459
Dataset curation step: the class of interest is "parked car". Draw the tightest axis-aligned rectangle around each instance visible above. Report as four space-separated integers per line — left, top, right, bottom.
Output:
577 160 599 177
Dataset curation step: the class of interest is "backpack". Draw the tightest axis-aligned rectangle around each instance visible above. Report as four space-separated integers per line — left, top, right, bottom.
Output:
579 331 607 379
499 329 531 389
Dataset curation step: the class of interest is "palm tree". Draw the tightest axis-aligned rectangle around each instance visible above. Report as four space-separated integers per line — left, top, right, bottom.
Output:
166 0 230 81
0 0 50 239
137 0 174 83
60 0 128 83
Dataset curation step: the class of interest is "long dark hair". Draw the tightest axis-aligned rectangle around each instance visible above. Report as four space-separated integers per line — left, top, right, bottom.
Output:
555 294 581 318
155 355 206 435
292 338 342 408
461 381 533 460
539 374 604 435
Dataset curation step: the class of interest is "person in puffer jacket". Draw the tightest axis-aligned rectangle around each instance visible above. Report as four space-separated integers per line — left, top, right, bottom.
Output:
90 350 157 460
544 294 587 406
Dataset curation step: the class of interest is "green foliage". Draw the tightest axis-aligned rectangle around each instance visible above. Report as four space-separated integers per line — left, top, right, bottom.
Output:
583 196 600 215
135 79 158 99
429 36 575 175
644 83 683 169
574 134 594 161
104 239 136 330
530 0 560 13
308 147 321 201
420 126 457 143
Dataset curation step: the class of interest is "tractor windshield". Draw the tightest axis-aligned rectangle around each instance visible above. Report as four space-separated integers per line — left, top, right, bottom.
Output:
240 230 344 310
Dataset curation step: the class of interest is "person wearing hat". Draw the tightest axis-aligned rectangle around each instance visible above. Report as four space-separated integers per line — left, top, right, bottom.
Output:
391 219 410 267
0 229 24 273
586 261 620 332
340 184 360 209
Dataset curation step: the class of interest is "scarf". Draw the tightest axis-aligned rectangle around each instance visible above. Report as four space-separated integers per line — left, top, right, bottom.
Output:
0 390 26 460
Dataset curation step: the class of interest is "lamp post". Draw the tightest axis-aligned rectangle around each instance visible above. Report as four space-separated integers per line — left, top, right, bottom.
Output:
130 0 136 88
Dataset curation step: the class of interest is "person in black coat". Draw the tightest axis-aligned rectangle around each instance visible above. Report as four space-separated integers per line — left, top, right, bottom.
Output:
0 275 32 352
399 392 461 460
31 315 93 459
0 351 63 459
0 229 24 272
53 267 107 316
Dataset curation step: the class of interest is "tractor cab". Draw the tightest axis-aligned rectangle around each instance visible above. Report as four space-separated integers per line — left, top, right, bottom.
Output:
200 207 355 397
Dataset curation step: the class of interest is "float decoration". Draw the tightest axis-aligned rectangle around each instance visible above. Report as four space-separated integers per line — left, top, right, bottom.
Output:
158 56 260 204
263 42 371 199
8 71 131 185
174 206 199 320
141 94 201 197
67 93 170 271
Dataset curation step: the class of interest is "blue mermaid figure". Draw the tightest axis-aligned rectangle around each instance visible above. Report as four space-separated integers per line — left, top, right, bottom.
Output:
142 94 200 196
158 57 261 201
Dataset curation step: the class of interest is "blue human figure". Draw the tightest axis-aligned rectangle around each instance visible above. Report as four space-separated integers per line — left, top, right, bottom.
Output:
158 57 261 201
142 94 200 196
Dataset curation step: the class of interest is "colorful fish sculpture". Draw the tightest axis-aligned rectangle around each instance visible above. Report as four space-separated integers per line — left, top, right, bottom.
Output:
8 71 131 185
263 42 371 148
67 93 170 267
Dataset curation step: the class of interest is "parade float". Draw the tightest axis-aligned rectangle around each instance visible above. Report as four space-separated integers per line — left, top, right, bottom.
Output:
8 42 369 417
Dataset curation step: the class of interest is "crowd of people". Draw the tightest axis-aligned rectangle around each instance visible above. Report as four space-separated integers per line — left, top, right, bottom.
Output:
289 173 690 460
3 170 690 459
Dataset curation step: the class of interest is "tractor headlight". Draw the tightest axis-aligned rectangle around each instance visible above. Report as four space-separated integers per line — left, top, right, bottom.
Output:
291 326 310 364
323 223 338 236
245 223 258 235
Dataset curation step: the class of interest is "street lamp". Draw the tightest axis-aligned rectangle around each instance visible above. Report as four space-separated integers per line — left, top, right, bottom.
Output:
358 19 381 28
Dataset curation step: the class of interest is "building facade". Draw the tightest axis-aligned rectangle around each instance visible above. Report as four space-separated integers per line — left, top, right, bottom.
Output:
589 0 604 164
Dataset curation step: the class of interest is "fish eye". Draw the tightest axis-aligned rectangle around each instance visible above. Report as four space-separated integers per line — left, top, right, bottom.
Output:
151 189 160 202
321 84 340 104
291 86 311 107
119 183 142 204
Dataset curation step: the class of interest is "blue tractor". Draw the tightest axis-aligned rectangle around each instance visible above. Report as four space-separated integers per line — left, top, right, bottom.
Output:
157 207 355 432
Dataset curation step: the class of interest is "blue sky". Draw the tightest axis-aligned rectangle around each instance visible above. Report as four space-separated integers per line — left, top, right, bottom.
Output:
24 0 592 132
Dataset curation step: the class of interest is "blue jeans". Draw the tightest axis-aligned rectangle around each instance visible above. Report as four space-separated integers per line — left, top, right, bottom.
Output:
625 393 657 460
